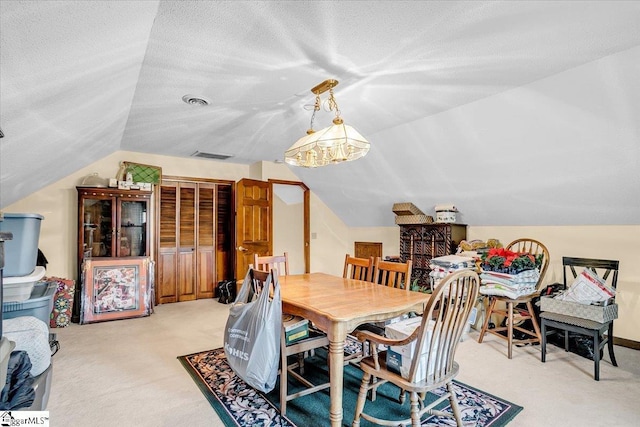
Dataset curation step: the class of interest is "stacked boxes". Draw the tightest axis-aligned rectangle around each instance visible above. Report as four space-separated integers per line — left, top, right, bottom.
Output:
392 203 434 225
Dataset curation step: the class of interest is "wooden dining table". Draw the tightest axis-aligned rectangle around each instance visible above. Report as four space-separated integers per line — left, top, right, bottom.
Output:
278 273 430 427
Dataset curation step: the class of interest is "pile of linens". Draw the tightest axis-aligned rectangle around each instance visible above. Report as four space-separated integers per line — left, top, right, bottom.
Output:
429 255 477 291
479 269 540 299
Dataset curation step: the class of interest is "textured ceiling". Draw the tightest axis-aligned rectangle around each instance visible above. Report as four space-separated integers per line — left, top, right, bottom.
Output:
1 1 639 226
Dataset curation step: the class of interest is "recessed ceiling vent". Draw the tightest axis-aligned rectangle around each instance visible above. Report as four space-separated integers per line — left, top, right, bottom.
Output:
182 94 210 106
191 151 234 160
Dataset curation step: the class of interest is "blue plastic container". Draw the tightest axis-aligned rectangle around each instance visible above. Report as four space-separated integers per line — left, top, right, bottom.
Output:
3 281 56 325
0 213 44 277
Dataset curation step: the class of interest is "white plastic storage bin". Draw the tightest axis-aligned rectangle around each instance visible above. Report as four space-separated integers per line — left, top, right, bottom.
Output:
2 266 46 302
0 213 44 277
2 281 57 324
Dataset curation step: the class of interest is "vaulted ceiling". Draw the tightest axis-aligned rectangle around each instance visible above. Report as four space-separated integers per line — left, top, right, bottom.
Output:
1 1 639 226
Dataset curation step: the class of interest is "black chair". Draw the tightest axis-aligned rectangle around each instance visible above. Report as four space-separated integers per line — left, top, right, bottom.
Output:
540 257 619 381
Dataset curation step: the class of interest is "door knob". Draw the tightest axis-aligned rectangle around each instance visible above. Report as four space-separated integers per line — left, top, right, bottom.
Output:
237 246 248 252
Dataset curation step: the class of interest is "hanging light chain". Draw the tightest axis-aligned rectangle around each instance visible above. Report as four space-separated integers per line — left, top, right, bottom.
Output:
327 87 343 124
307 92 321 134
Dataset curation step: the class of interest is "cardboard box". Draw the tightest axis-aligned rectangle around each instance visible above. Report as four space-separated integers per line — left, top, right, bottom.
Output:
394 214 434 225
540 296 618 323
283 315 309 345
384 316 436 380
392 203 425 216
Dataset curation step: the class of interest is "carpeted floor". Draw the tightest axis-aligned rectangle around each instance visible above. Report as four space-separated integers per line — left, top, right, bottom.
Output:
179 347 523 427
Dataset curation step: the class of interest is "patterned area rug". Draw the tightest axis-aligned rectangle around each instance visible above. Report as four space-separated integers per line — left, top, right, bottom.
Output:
178 346 522 427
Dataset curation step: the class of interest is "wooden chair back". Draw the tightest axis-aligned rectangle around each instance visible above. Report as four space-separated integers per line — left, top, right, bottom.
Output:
254 252 290 276
372 257 412 291
506 238 550 290
408 270 479 383
562 257 619 291
343 254 374 282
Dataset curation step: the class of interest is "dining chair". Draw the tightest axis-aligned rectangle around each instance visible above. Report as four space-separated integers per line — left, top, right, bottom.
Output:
254 252 290 276
255 251 321 368
540 257 619 380
342 255 375 365
372 257 413 290
477 238 549 358
348 257 413 400
351 270 480 427
249 268 330 415
343 254 375 282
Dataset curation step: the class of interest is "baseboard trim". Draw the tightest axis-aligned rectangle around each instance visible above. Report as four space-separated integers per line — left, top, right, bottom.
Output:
614 337 640 350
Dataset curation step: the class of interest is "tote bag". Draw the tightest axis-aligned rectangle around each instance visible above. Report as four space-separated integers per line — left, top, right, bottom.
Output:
223 270 282 393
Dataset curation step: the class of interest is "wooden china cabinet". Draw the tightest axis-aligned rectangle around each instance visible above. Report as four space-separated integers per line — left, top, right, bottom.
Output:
398 223 467 288
73 187 152 322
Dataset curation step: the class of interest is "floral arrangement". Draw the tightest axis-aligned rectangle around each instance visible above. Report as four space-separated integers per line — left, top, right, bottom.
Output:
481 248 543 274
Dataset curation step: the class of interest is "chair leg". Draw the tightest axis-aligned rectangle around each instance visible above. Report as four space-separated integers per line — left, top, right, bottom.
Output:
280 346 288 415
447 380 463 427
525 301 542 344
607 323 618 367
369 376 378 401
564 330 569 352
409 391 421 427
593 331 600 381
352 372 371 427
507 301 514 359
478 297 497 343
541 319 547 363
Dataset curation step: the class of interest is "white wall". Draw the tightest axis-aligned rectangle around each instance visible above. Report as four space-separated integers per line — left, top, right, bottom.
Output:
272 192 305 274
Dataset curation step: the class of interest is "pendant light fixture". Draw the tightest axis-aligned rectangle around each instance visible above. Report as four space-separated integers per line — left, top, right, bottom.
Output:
285 79 370 168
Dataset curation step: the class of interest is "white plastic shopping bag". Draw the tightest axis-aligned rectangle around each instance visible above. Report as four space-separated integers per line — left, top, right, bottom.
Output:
223 269 282 392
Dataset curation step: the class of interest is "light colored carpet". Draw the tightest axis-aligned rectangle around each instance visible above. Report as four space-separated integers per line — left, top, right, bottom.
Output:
47 299 640 426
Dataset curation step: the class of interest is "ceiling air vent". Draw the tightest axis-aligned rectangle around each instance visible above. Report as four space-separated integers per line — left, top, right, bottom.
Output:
182 94 210 106
191 151 234 160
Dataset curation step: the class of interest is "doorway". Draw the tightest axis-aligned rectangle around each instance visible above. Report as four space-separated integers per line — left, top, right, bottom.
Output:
270 179 310 274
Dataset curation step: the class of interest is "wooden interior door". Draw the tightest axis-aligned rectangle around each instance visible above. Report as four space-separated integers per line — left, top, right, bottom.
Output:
196 183 216 299
177 182 197 301
157 182 178 304
235 179 272 282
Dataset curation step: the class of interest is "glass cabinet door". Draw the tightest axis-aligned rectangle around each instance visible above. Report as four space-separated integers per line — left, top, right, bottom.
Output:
83 197 114 257
119 200 148 257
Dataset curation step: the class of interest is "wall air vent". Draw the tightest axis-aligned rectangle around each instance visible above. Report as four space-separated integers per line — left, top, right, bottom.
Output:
191 151 234 160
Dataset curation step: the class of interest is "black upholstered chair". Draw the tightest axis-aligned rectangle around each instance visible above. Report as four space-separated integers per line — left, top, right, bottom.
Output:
540 257 619 381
